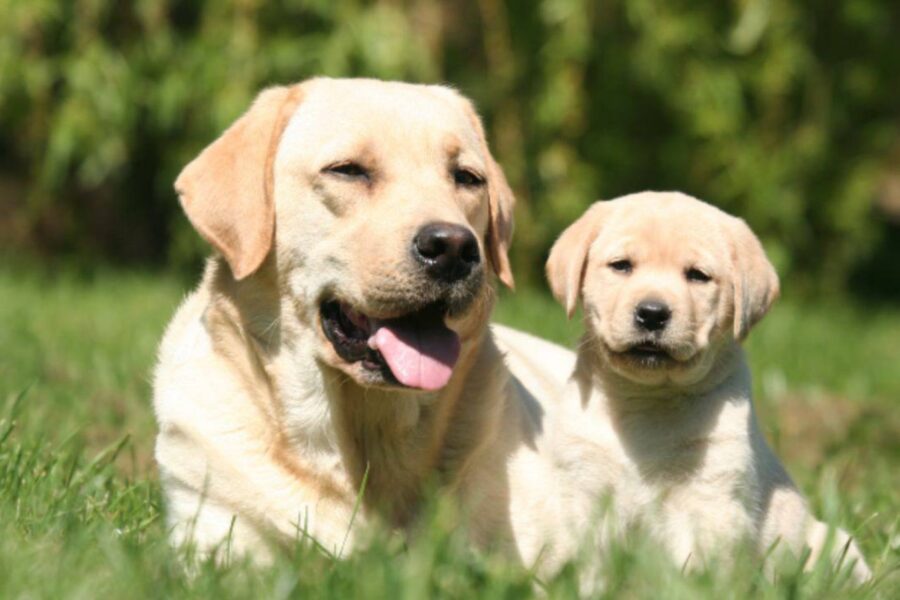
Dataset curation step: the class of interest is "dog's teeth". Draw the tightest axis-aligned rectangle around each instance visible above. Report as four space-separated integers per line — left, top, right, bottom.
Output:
338 303 371 333
348 311 368 330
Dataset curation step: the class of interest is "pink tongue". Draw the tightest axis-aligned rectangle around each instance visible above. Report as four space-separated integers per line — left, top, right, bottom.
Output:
370 321 460 391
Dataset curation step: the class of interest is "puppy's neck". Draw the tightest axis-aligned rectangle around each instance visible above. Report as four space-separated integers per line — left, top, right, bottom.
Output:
573 339 752 445
575 334 747 417
571 337 755 481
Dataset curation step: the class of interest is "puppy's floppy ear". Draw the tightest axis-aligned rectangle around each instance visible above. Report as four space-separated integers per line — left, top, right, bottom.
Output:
546 202 609 318
175 85 304 280
449 93 516 288
727 216 780 339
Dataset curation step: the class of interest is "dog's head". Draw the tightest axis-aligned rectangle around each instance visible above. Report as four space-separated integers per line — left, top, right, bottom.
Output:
175 78 515 392
547 191 778 387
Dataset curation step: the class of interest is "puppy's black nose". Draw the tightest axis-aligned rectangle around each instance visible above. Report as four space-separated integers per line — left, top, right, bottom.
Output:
413 222 480 282
635 300 671 331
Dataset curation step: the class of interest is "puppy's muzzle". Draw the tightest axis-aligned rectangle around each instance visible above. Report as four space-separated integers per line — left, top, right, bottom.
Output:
634 300 671 332
413 222 481 283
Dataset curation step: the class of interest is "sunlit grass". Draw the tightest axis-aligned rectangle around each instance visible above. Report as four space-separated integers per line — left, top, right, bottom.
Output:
1 265 897 597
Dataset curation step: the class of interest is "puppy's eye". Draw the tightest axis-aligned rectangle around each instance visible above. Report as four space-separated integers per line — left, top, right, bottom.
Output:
608 259 633 274
324 162 370 181
686 267 711 283
453 168 485 187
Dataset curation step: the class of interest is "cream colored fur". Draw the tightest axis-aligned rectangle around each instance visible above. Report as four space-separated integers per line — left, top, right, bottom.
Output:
544 191 871 583
153 78 576 565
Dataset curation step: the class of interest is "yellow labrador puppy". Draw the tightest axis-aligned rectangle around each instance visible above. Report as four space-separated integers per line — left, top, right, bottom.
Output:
545 191 870 580
153 78 574 563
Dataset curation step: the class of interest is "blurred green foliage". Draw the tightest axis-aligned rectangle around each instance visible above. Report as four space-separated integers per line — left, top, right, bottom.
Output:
1 0 898 294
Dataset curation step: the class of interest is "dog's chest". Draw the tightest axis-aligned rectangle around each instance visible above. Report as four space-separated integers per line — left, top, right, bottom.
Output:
561 401 758 560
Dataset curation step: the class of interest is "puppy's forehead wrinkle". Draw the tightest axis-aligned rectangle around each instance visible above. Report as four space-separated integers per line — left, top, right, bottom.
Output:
599 227 724 269
595 236 632 260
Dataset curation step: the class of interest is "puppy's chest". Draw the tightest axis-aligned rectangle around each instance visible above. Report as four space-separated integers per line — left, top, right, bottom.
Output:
562 418 756 538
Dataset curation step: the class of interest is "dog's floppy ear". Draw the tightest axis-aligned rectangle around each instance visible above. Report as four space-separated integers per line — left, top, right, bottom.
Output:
449 93 516 288
175 85 304 280
484 156 516 289
546 202 609 318
727 216 780 339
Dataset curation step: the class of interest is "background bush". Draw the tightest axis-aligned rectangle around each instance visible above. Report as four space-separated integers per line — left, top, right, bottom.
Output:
2 0 898 295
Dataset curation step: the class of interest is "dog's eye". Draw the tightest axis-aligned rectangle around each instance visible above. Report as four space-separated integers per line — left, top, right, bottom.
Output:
608 259 633 274
686 267 711 283
324 162 370 181
453 168 485 187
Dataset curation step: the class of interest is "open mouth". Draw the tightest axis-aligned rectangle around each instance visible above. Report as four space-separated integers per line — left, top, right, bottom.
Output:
621 341 675 367
320 300 461 391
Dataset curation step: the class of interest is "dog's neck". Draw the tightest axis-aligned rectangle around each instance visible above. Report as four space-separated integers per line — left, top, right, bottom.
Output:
569 335 755 476
576 334 745 408
323 328 507 525
205 258 507 528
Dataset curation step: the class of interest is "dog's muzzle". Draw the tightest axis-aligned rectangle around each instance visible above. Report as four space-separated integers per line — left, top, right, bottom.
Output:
412 222 482 284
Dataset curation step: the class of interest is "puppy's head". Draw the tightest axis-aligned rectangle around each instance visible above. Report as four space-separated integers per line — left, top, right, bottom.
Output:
547 192 778 387
175 78 515 392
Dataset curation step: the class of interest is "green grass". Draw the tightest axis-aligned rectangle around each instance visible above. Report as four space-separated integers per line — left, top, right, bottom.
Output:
1 264 898 598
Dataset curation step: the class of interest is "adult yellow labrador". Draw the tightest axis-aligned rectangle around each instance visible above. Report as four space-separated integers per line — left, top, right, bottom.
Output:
153 78 574 563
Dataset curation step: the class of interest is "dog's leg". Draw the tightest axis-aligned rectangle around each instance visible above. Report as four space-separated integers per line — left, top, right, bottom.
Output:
156 423 355 561
804 520 872 582
760 483 871 582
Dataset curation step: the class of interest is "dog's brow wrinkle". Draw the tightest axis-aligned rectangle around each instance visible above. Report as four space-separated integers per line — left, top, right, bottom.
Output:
443 136 462 158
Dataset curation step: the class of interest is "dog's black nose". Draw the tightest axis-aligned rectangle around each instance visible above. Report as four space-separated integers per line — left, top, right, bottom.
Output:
413 222 481 282
635 300 671 331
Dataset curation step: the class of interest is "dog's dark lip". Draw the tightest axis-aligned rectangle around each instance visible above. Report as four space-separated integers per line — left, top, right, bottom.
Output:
629 342 667 355
618 341 675 366
320 300 378 363
319 298 450 386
